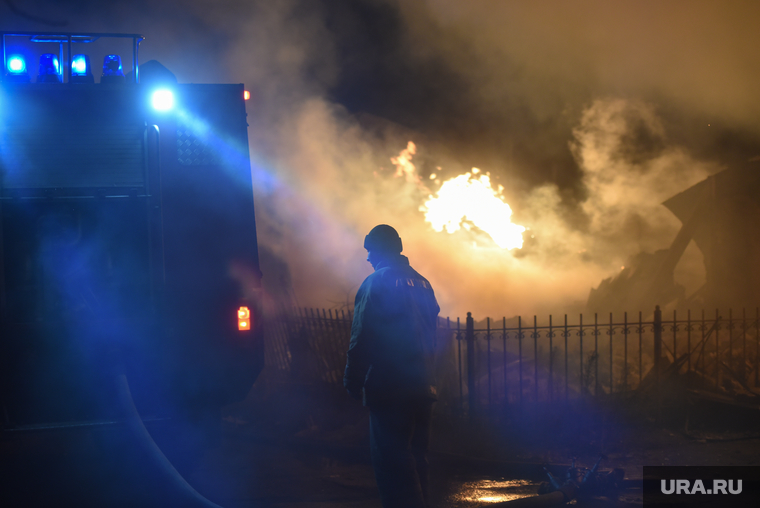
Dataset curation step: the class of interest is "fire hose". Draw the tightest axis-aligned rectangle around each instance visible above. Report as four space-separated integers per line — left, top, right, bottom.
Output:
113 373 224 508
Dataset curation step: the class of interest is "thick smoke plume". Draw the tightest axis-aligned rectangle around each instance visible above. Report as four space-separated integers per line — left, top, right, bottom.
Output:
4 0 758 320
249 95 718 319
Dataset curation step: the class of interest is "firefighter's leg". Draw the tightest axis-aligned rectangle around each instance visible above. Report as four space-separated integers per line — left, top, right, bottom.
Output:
369 405 426 508
410 401 434 507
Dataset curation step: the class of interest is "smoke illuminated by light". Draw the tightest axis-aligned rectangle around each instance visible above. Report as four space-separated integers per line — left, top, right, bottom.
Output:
152 0 730 318
15 0 758 318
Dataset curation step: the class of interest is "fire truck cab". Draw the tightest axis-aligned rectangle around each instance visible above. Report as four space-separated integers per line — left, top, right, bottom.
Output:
0 32 264 433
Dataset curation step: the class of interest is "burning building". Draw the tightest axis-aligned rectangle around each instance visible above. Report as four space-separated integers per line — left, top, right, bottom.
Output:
664 160 760 310
588 160 760 313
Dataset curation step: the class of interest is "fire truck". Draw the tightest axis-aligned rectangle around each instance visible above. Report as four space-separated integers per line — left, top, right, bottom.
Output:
0 32 264 439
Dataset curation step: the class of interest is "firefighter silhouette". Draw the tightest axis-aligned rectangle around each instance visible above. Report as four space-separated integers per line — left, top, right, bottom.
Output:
344 225 439 508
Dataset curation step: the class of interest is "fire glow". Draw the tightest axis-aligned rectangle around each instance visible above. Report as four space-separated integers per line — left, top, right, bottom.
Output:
420 166 526 250
387 142 526 250
391 141 420 185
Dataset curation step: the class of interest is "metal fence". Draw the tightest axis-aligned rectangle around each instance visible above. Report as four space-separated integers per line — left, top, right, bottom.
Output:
262 305 760 414
454 306 760 413
263 307 353 385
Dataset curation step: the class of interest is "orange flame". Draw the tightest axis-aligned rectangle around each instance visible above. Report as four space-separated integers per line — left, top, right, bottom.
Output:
387 142 526 250
421 167 526 250
391 141 425 188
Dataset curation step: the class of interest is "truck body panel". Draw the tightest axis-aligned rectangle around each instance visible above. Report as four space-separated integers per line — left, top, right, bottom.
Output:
1 46 264 429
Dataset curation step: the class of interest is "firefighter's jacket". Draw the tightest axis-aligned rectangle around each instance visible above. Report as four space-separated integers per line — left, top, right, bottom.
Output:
344 254 440 407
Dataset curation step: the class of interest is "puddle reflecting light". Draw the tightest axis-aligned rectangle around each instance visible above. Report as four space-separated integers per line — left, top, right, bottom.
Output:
452 479 538 504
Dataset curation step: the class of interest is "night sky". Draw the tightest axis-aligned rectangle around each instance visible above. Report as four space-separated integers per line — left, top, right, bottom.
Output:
4 0 760 318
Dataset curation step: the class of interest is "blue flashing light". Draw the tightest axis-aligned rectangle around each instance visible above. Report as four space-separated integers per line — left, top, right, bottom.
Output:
151 89 175 111
39 53 60 75
38 54 62 83
102 54 124 77
8 55 26 74
72 54 90 76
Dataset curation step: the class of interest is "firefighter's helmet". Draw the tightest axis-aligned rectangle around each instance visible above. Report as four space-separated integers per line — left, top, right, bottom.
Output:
364 224 403 254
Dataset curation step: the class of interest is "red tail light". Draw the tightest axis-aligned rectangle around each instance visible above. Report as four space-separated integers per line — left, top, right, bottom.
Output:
238 306 251 331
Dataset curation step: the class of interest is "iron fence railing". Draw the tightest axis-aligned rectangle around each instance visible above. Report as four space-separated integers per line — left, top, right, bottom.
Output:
451 306 760 414
263 307 353 384
261 305 760 415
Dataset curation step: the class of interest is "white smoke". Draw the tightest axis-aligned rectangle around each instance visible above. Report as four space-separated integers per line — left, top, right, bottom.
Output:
0 0 738 319
248 91 721 319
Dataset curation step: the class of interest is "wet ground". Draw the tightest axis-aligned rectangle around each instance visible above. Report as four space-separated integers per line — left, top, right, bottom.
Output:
0 421 556 508
183 380 760 507
183 429 545 508
182 422 639 508
169 382 641 507
2 380 759 507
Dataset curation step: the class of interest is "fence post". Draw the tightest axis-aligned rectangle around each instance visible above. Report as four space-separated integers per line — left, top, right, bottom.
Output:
486 318 492 411
466 312 477 417
457 317 463 415
654 305 662 420
654 305 662 374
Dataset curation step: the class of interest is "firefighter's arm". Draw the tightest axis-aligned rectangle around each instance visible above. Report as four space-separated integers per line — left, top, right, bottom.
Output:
344 281 373 400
